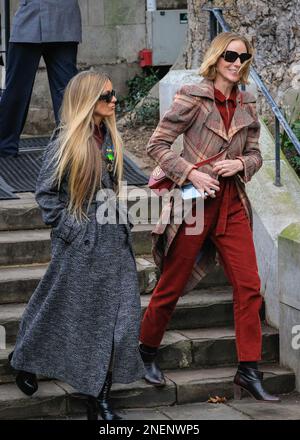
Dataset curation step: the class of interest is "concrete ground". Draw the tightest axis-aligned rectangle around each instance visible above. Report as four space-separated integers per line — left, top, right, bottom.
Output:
31 392 300 420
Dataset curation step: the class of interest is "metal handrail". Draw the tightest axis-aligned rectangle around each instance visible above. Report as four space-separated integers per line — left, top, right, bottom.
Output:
203 7 300 187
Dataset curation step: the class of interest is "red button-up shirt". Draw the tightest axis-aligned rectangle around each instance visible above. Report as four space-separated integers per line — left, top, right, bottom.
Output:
213 86 239 236
214 86 237 133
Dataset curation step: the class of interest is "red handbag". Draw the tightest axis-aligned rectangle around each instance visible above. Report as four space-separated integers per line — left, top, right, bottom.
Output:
148 165 175 194
148 149 225 196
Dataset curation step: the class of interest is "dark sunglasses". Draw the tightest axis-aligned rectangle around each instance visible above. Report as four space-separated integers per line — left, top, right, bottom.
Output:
221 50 252 64
98 89 116 103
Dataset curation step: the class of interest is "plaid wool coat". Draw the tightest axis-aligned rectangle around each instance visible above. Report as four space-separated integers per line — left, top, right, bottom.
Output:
147 78 262 292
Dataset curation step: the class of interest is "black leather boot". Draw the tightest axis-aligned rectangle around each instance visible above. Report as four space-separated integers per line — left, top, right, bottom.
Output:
8 351 38 397
86 372 122 420
8 351 14 363
233 366 280 402
16 371 38 396
139 344 166 387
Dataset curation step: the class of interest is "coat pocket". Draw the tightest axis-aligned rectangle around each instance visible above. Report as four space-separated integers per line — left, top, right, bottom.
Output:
52 209 83 245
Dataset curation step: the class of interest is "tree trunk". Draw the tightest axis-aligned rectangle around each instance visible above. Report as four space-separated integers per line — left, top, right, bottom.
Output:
184 0 213 69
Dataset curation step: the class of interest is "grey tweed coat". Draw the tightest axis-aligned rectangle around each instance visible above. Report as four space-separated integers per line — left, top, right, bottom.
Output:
11 130 145 397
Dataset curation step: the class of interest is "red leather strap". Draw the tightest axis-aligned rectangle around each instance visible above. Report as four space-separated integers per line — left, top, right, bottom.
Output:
193 149 225 169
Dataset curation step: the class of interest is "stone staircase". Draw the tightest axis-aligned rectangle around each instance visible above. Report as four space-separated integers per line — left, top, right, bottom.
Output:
0 192 296 419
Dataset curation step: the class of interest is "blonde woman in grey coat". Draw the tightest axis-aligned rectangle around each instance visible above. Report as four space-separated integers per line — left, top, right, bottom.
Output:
9 71 145 420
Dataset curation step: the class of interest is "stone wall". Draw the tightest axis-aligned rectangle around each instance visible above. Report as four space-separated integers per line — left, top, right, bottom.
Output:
279 223 300 392
213 0 300 118
185 0 300 119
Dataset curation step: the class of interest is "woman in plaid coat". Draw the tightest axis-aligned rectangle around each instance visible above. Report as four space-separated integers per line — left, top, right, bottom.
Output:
139 32 280 402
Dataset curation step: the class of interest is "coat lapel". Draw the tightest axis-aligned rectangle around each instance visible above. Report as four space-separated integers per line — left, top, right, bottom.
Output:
227 95 255 140
204 100 229 142
188 78 255 142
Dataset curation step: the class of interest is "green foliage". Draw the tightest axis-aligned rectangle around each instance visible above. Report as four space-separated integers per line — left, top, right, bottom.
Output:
281 119 300 176
127 97 159 128
262 116 269 126
134 98 159 127
280 92 300 177
117 68 160 113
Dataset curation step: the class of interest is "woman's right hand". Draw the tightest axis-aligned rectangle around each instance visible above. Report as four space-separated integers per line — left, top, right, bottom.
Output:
187 169 220 198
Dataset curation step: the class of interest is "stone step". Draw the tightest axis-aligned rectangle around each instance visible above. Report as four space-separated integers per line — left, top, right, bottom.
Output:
0 286 265 349
0 194 46 232
0 257 157 305
0 188 159 232
0 264 48 305
0 324 279 384
0 225 153 266
0 363 295 419
22 391 300 420
0 230 51 266
0 303 26 344
142 287 265 331
0 287 231 344
157 324 279 370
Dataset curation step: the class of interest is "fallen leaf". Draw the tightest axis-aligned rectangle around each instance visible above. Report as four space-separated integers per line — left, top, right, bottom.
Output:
207 395 227 404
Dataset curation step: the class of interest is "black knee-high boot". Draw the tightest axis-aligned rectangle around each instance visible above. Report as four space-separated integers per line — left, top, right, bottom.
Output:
86 372 122 420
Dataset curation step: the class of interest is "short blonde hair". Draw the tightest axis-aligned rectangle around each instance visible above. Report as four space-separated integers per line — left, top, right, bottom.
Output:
199 32 254 85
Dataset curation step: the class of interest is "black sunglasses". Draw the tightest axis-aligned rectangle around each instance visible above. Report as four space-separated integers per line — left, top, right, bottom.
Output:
98 89 116 103
221 50 252 64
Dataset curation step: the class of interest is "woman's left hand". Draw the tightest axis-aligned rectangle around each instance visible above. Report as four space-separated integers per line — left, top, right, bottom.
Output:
212 159 244 177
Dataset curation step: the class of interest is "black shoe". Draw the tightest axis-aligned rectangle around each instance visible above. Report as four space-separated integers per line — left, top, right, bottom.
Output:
233 366 280 402
15 370 38 396
139 344 166 387
86 372 122 421
9 351 38 397
8 351 14 363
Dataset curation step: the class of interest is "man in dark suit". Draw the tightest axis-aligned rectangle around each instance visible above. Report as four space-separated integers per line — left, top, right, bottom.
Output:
0 0 82 157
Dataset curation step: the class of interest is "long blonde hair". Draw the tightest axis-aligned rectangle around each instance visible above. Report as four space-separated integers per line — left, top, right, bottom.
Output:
199 32 254 85
51 70 123 221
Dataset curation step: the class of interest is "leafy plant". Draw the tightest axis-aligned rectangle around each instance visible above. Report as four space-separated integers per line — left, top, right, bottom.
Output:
280 92 300 177
262 116 269 126
281 118 300 176
127 97 159 128
117 68 160 114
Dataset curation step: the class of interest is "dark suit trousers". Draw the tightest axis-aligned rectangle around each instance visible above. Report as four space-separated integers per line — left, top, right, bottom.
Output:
140 177 263 361
0 42 78 157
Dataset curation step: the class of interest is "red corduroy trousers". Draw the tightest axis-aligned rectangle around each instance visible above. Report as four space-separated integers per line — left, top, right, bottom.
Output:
140 177 263 361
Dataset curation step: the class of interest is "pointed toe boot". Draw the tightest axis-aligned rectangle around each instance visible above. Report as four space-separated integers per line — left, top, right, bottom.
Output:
233 366 281 402
139 344 166 387
16 371 38 397
9 352 38 397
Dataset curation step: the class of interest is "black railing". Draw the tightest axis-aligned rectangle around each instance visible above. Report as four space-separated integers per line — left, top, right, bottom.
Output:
204 7 300 187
